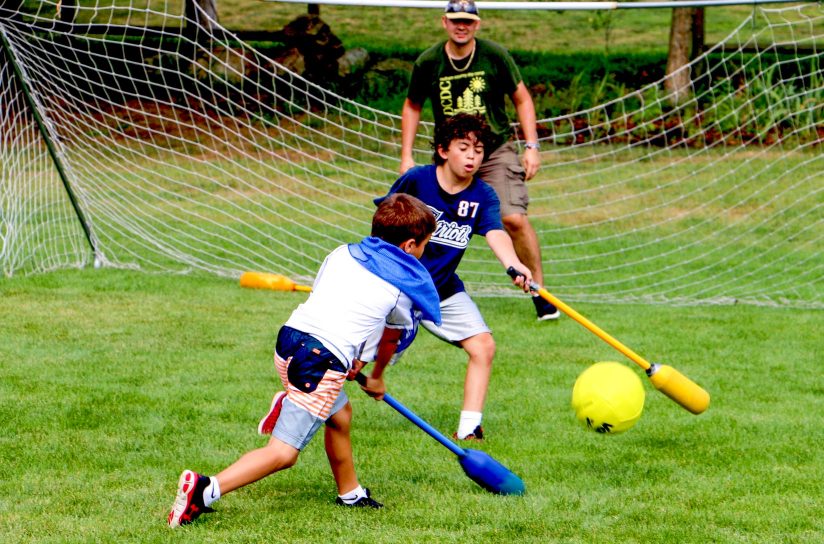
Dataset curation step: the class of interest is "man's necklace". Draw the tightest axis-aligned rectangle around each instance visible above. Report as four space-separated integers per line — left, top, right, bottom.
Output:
446 42 476 73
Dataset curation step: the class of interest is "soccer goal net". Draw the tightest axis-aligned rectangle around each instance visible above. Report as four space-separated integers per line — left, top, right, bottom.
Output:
0 1 821 308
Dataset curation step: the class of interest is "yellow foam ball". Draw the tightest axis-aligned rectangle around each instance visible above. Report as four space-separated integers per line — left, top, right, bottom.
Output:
571 362 645 434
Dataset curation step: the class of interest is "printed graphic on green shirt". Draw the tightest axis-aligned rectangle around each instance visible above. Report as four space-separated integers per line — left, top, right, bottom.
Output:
439 72 488 117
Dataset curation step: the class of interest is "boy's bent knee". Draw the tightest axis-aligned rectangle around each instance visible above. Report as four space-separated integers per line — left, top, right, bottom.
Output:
326 402 353 432
502 213 529 232
264 437 301 468
462 332 495 361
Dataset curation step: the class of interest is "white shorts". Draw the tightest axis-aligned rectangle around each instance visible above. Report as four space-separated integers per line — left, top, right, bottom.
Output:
422 291 491 345
356 292 490 364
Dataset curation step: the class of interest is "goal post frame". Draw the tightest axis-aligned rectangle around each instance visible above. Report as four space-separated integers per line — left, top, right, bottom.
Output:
0 24 99 262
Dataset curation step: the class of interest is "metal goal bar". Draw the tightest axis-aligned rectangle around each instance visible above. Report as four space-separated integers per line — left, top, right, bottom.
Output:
263 0 811 11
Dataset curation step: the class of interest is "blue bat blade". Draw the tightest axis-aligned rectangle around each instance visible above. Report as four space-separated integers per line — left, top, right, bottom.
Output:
459 449 525 496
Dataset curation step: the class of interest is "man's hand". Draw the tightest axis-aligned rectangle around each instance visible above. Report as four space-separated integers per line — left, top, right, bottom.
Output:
360 375 386 400
522 147 541 180
399 156 416 175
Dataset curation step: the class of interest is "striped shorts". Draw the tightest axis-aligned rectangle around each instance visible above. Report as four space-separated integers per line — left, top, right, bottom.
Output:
271 326 348 449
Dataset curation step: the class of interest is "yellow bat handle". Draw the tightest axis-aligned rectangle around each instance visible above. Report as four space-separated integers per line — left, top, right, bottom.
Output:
535 286 652 371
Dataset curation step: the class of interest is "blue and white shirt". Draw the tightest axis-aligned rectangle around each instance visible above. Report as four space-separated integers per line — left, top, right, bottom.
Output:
376 164 504 300
284 246 411 369
286 238 440 368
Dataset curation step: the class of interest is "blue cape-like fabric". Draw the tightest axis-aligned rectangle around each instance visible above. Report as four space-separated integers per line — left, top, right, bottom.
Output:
348 237 442 325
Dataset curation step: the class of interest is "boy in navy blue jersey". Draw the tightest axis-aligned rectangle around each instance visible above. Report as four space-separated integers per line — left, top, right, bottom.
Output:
369 113 532 440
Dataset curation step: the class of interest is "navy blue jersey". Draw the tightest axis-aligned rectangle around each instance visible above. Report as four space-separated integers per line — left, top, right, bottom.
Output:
376 165 504 300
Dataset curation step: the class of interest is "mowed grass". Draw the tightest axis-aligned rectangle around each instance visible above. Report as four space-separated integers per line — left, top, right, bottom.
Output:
1 269 822 543
57 1 812 53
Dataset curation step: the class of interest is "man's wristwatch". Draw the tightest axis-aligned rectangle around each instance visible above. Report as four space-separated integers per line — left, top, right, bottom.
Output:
524 142 540 150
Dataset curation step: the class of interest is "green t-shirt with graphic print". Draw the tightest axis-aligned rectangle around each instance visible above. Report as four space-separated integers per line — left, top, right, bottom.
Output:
406 38 522 153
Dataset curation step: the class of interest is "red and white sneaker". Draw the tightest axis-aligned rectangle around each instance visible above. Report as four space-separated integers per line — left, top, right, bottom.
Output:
167 470 213 528
257 391 286 435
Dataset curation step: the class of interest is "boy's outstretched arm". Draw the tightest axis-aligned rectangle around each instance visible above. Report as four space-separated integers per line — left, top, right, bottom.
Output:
486 230 534 292
357 327 403 400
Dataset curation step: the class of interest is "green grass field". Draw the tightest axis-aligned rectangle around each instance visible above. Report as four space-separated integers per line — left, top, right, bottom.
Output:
3 2 822 541
1 269 822 542
50 1 797 53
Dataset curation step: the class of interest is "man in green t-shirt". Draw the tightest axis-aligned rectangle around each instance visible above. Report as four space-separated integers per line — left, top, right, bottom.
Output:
399 0 559 321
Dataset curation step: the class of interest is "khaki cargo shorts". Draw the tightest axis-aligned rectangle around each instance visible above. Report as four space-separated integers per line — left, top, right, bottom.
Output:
477 141 529 217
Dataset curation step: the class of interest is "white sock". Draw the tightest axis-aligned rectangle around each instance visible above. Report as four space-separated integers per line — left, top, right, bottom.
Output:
203 477 221 507
338 485 367 504
457 411 482 439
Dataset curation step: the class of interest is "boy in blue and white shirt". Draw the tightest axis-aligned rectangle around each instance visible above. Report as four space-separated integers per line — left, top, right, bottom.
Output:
369 113 533 440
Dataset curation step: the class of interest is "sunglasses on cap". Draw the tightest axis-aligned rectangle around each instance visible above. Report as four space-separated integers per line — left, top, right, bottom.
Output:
444 0 481 21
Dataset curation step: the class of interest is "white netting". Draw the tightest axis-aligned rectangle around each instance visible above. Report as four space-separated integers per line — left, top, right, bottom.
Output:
0 30 91 276
0 1 821 307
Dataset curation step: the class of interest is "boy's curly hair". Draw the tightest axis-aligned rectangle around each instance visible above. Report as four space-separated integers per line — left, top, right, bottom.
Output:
431 113 494 165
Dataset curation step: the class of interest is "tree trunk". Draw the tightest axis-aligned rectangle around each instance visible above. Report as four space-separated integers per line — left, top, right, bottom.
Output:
689 8 706 81
185 0 219 42
664 7 696 106
691 7 705 61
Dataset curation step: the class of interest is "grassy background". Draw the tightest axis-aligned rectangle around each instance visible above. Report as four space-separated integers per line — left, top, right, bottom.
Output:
1 269 822 542
202 2 764 54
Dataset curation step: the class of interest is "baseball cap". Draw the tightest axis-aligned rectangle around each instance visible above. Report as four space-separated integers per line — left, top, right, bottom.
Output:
444 0 481 21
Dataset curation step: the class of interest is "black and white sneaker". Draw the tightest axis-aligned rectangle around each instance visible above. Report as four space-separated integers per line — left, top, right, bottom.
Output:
533 295 560 321
335 488 383 509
